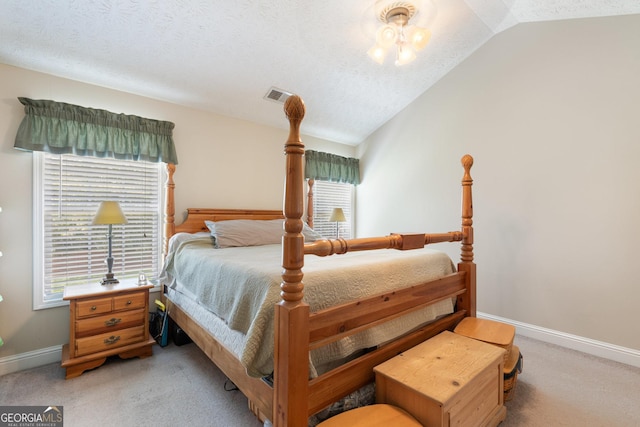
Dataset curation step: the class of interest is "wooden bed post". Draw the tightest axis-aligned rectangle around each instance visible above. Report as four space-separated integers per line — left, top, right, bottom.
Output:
306 178 314 228
274 95 310 427
164 163 176 257
456 155 476 317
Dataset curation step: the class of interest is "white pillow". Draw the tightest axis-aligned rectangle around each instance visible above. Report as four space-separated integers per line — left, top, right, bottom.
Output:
205 219 324 248
302 222 324 242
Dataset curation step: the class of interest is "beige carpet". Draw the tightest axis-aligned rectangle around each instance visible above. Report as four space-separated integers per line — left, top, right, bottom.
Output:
502 335 640 426
0 342 263 427
1 335 639 426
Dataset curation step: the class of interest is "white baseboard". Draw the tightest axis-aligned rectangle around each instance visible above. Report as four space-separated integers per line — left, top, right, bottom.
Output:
478 312 640 368
0 345 62 377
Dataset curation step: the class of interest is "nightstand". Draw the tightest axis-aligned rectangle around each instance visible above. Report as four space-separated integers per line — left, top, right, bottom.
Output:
61 278 155 379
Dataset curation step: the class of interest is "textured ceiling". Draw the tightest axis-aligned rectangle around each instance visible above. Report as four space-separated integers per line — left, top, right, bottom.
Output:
1 1 639 145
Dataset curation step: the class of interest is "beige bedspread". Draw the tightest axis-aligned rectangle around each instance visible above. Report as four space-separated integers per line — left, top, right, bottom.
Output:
161 233 455 377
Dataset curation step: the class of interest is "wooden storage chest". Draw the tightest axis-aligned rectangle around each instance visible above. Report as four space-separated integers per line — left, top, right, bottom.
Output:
374 331 506 427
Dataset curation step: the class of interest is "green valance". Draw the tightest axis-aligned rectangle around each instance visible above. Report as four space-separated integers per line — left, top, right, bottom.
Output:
305 150 360 185
14 97 178 164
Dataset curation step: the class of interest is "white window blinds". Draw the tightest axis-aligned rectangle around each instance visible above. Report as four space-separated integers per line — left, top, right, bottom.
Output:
34 152 163 308
311 180 353 239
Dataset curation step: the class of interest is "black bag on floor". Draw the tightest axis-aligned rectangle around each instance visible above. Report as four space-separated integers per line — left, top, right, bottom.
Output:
149 310 168 347
170 319 193 346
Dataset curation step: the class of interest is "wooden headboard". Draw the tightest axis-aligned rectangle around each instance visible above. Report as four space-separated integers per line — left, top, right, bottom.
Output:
163 162 315 253
174 208 284 234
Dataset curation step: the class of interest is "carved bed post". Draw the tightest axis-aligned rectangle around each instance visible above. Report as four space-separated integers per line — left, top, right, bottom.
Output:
164 163 176 257
274 95 310 427
306 178 314 228
456 155 476 317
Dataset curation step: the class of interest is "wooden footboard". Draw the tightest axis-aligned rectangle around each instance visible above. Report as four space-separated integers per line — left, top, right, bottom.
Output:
308 310 465 414
162 95 475 427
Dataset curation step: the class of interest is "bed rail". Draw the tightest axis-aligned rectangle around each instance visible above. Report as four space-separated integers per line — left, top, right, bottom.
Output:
304 231 462 256
308 271 467 349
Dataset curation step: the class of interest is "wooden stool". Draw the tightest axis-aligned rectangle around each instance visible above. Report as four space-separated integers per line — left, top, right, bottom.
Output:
454 317 515 364
317 404 422 427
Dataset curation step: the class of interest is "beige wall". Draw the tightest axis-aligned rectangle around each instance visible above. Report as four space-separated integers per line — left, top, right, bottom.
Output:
357 14 640 351
0 63 353 359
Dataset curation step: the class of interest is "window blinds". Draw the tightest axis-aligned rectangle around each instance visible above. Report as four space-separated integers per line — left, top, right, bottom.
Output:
311 180 353 239
37 153 162 305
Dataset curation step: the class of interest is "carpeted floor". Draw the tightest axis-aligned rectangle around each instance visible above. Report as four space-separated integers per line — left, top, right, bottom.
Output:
0 342 263 427
1 334 639 426
502 335 640 427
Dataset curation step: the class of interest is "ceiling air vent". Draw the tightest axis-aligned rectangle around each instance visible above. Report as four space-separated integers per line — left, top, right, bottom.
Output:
264 87 293 104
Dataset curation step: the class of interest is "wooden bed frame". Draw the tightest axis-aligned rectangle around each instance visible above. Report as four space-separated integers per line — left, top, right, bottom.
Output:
162 95 476 427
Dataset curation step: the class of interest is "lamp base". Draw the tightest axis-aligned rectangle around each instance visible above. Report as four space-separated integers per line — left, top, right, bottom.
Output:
100 273 119 285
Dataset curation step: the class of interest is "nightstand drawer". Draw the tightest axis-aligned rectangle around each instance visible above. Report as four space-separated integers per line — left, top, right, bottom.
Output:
76 297 112 317
75 308 146 338
75 325 146 357
114 291 146 311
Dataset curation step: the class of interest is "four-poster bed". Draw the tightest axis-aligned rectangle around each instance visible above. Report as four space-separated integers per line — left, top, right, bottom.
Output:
160 95 476 427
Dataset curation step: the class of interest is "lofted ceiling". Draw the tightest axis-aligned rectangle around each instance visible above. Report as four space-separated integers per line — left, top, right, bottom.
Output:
1 1 639 145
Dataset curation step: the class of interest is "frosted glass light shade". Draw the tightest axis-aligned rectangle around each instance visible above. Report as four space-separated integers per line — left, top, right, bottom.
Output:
367 45 388 64
410 27 431 50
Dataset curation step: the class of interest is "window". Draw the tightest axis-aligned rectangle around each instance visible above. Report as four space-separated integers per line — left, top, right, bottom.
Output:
311 180 354 239
33 152 164 309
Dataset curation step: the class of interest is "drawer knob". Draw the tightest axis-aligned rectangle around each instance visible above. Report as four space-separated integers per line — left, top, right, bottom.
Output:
104 318 121 327
91 305 97 311
104 336 121 345
126 300 132 305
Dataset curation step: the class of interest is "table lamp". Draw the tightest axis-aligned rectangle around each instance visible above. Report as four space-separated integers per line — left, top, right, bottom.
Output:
329 207 346 239
92 201 128 285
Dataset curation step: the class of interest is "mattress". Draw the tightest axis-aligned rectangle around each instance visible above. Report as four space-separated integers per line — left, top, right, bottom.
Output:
160 232 455 377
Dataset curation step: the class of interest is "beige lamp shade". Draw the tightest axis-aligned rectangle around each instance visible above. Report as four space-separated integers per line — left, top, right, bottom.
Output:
92 201 128 225
329 208 346 222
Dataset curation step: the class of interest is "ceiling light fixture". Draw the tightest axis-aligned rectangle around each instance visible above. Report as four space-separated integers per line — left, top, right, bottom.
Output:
367 0 434 66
